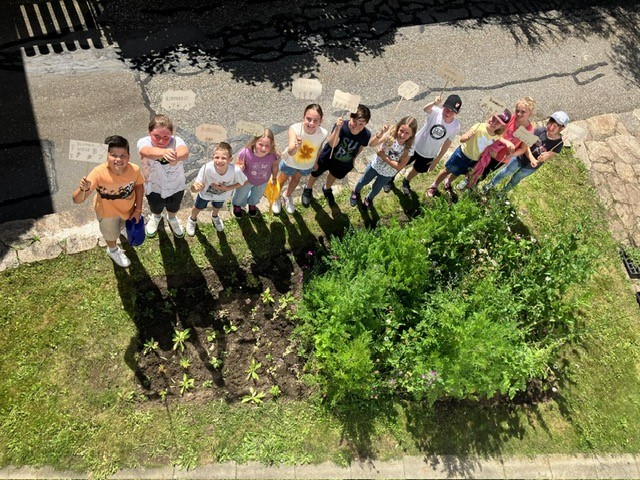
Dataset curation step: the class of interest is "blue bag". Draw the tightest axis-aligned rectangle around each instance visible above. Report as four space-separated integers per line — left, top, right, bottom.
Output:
125 215 146 247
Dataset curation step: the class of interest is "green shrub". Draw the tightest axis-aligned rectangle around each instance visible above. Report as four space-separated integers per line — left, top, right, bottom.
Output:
297 196 598 406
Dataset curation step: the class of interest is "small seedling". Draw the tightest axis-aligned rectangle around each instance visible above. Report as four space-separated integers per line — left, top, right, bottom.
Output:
172 328 191 352
179 357 191 369
241 387 266 405
251 325 260 333
246 358 262 381
158 389 168 401
142 338 159 355
269 385 281 398
260 287 275 305
223 321 238 334
206 330 217 342
202 380 213 388
209 357 222 369
178 373 195 395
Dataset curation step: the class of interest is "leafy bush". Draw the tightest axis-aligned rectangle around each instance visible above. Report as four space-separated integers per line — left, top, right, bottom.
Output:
297 196 597 406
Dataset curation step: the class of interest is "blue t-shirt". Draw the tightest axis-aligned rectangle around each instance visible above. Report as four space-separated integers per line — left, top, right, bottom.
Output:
518 126 563 170
319 121 371 164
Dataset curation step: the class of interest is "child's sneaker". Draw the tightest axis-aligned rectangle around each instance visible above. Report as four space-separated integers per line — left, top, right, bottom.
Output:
107 246 131 268
401 179 412 195
301 187 313 207
427 186 439 197
349 190 360 207
272 197 282 214
457 177 468 191
233 205 243 218
480 183 492 195
145 214 162 237
248 205 258 217
283 195 295 214
322 186 335 206
211 214 224 231
383 182 393 193
167 215 184 238
186 217 197 237
363 196 373 209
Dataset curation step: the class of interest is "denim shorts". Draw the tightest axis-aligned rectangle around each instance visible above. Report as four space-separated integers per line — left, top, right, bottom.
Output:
194 194 225 210
445 147 476 176
278 160 314 177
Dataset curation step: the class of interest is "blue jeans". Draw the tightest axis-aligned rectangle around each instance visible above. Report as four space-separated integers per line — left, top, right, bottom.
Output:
355 164 393 200
232 181 268 207
488 158 537 192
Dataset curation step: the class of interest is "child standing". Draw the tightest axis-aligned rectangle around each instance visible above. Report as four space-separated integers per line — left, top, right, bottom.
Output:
427 110 510 198
351 116 418 208
72 135 144 268
386 94 461 195
232 129 280 217
137 114 189 238
273 104 328 214
303 105 385 207
186 142 247 236
482 111 568 193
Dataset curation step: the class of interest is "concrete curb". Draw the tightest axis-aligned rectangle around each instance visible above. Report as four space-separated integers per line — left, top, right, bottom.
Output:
1 454 639 479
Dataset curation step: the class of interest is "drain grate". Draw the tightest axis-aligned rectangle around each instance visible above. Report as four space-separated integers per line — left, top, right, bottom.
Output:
15 0 111 56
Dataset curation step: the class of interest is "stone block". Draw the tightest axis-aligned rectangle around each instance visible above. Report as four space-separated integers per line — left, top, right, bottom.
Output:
594 453 640 479
0 219 39 248
614 162 638 183
586 114 619 141
619 111 640 137
585 141 614 164
606 135 640 165
16 237 63 264
572 141 590 169
0 246 20 271
547 454 598 479
65 234 100 255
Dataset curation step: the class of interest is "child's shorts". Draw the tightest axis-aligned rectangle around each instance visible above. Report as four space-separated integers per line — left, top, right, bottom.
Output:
194 195 225 210
278 160 314 177
410 152 435 173
146 190 185 214
311 155 353 180
97 216 125 242
445 147 477 176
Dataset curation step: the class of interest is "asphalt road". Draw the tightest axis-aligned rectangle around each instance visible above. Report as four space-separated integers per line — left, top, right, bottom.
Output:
1 0 639 224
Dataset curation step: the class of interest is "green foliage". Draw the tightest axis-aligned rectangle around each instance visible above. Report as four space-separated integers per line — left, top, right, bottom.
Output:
172 328 191 352
297 196 598 406
178 374 195 395
241 387 266 405
246 359 262 381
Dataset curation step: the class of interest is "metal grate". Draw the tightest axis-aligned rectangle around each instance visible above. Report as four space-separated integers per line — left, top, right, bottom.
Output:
15 0 110 56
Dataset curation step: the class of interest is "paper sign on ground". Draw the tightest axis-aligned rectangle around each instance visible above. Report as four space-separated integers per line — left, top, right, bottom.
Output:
397 81 420 100
332 90 361 113
435 65 464 86
561 124 587 143
195 124 227 143
236 121 265 138
480 96 507 115
513 126 539 147
161 90 196 111
69 140 107 164
291 79 323 100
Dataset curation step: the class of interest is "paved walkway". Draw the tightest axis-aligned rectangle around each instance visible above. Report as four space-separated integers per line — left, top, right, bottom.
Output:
1 454 639 479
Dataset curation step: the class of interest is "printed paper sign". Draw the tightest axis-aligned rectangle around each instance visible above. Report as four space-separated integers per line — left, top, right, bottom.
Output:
68 140 107 164
236 120 265 138
561 124 587 143
195 124 227 143
397 81 420 100
435 65 464 86
161 90 196 111
332 89 361 113
291 78 323 100
513 126 539 147
480 96 507 115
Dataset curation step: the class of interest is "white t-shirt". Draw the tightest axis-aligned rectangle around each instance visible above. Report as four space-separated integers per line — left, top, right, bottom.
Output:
137 135 188 198
371 139 406 177
195 163 248 202
282 122 328 170
412 106 460 158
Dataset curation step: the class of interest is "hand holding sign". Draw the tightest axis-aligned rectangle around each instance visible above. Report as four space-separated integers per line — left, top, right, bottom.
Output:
387 80 420 125
480 96 507 116
236 120 264 138
195 124 227 143
162 90 196 111
513 126 539 147
436 64 464 98
332 89 361 113
560 124 587 144
69 140 108 164
291 79 323 100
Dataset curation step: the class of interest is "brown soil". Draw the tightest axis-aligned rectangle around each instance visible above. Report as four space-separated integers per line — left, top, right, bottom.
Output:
129 257 310 404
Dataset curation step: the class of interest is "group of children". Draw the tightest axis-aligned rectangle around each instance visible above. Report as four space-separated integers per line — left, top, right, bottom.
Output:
73 98 569 268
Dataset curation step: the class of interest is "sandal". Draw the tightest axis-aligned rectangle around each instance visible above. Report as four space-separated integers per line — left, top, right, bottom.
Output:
427 187 438 198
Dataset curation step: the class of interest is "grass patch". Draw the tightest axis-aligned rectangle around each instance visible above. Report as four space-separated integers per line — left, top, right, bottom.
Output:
1 149 639 475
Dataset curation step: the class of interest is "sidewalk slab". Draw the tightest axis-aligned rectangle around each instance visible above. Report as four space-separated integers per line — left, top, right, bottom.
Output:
109 466 174 479
502 455 552 479
235 461 295 479
176 462 237 479
351 459 404 479
547 454 598 479
0 466 87 479
594 454 640 479
404 455 504 479
294 461 350 479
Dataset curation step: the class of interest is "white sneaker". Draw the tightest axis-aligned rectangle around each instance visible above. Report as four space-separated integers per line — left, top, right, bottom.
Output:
146 214 162 237
284 195 295 214
457 177 468 191
166 215 184 238
211 214 224 231
186 217 197 236
107 246 131 268
272 197 281 214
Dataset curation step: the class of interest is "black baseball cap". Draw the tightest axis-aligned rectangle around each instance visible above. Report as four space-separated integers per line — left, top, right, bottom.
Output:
443 95 462 113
